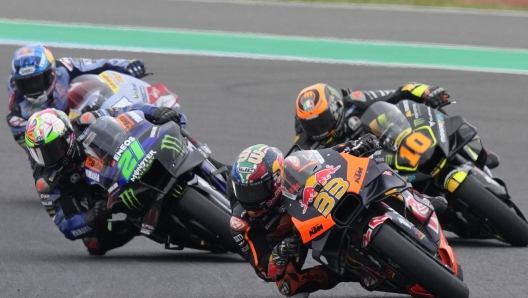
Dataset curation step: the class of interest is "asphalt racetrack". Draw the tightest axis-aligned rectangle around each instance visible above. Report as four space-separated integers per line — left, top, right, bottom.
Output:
1 1 528 297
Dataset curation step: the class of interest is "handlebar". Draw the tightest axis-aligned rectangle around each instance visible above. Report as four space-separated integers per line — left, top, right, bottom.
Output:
138 72 154 79
437 100 457 115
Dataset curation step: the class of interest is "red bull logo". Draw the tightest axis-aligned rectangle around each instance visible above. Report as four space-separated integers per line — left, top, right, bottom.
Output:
299 165 341 214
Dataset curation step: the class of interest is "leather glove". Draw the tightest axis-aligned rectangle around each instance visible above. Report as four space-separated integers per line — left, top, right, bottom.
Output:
125 59 146 78
85 200 108 228
151 107 181 125
335 133 380 157
273 235 301 263
421 86 450 108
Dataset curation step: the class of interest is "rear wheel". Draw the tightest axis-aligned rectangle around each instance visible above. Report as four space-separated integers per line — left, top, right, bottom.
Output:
454 175 528 247
370 224 469 298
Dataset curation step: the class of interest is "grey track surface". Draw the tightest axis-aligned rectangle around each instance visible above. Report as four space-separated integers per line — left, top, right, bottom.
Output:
3 0 528 48
1 1 528 298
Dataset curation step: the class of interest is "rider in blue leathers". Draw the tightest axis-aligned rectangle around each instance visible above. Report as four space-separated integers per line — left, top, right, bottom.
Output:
27 102 182 255
7 45 147 156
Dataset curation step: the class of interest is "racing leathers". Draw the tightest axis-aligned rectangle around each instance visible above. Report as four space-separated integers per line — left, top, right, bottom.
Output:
294 83 446 150
7 57 143 153
33 102 180 255
229 192 345 297
294 83 500 170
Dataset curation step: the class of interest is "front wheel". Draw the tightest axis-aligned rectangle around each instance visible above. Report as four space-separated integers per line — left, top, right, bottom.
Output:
454 175 528 247
370 224 469 298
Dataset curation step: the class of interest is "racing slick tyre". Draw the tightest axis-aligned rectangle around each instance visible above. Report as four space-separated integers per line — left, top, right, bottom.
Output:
454 175 528 247
175 186 242 256
370 224 470 298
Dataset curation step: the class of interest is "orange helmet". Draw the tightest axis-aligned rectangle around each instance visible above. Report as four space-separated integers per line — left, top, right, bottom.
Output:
295 83 344 142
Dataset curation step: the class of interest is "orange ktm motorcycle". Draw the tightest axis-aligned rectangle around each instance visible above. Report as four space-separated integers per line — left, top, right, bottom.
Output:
281 148 469 298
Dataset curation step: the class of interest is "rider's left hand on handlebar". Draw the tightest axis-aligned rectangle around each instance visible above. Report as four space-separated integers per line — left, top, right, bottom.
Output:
423 86 450 108
337 133 380 157
151 107 181 125
125 59 146 78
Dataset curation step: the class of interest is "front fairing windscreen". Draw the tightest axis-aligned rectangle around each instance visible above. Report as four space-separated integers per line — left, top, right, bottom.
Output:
360 101 411 150
282 150 326 198
68 75 115 111
82 116 130 188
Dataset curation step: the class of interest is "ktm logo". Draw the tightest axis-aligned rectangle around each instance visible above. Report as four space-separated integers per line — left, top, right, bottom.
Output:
309 224 323 236
354 167 364 183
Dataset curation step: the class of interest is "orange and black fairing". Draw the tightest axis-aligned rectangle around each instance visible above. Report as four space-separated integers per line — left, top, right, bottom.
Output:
282 148 463 296
295 84 343 140
282 148 372 244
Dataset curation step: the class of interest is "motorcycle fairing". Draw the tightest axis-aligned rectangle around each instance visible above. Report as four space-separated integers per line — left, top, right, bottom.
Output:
68 71 178 119
82 111 204 210
285 150 406 244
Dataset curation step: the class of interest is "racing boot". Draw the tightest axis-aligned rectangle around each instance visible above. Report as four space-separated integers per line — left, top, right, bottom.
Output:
83 237 106 256
485 150 500 169
277 263 345 297
83 222 139 256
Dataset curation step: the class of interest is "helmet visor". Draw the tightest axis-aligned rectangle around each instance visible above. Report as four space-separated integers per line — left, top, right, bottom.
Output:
233 178 275 209
14 68 54 97
298 108 337 140
28 133 71 167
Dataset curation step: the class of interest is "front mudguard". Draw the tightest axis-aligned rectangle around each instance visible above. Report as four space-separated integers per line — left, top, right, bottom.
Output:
364 209 438 254
443 163 508 201
363 210 459 279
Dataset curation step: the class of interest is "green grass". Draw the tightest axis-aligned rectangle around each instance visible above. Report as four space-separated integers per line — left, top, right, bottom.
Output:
269 0 528 11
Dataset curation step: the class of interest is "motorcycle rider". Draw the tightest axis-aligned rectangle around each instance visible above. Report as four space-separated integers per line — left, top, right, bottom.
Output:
293 83 500 169
25 102 182 255
229 135 443 297
7 44 147 157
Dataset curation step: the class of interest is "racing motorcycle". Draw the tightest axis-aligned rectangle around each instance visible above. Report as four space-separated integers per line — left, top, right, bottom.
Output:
361 100 528 246
281 148 469 298
67 70 179 119
77 107 238 255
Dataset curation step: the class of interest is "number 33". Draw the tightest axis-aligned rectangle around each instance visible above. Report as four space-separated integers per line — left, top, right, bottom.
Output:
237 149 265 164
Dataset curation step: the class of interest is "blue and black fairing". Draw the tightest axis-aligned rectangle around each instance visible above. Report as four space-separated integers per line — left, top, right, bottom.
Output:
79 111 206 206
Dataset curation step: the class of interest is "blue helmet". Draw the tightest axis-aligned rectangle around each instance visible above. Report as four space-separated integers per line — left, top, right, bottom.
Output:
11 45 56 105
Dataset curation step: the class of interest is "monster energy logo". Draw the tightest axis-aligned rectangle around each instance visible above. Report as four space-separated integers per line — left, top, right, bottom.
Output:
119 189 143 210
171 184 184 198
414 118 425 127
160 134 185 155
385 154 393 165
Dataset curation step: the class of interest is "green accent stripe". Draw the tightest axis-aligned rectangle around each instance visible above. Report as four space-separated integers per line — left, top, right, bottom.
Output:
2 19 528 74
130 140 145 160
